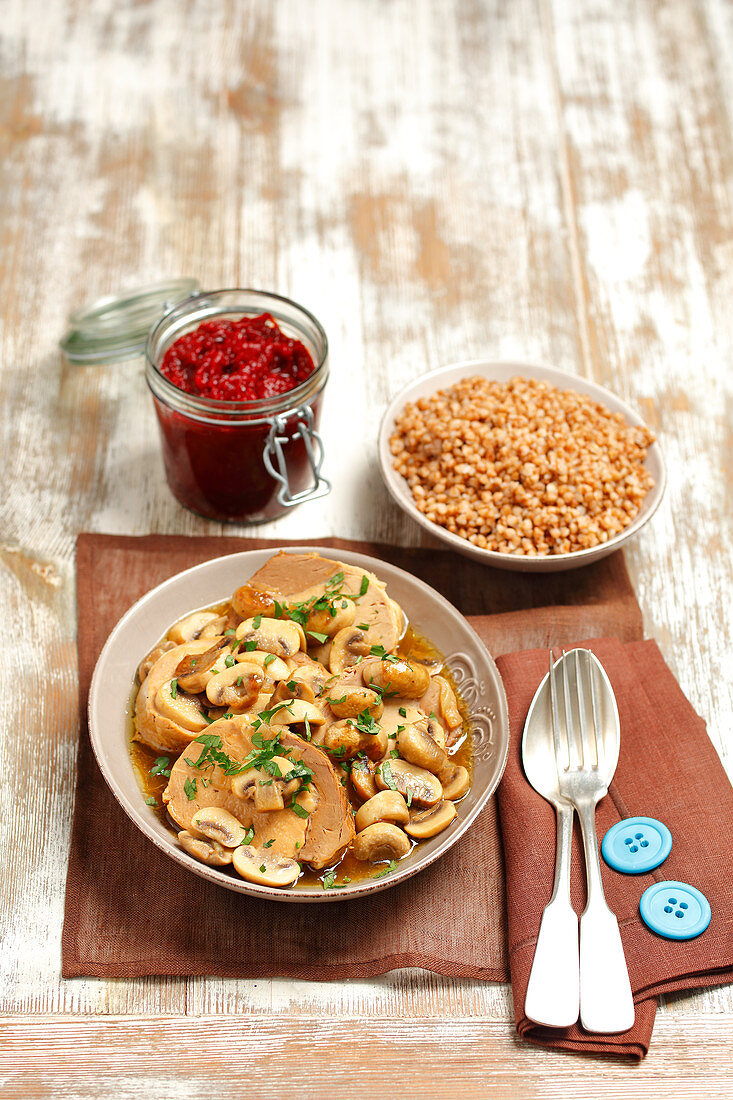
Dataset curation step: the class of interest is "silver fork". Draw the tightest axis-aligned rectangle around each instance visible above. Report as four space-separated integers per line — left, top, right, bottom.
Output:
551 648 635 1034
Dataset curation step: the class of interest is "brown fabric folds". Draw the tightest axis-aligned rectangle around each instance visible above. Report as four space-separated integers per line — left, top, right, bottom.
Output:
63 534 731 1060
496 638 733 1059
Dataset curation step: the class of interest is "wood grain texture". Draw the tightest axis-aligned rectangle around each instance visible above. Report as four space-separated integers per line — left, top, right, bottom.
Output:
0 0 732 1092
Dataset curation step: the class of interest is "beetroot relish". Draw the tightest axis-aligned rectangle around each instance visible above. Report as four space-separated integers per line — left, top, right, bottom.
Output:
160 312 315 401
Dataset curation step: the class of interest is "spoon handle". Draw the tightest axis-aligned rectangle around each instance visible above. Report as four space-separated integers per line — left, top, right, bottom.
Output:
577 798 635 1034
524 801 580 1028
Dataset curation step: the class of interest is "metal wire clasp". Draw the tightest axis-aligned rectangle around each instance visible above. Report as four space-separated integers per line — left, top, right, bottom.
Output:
262 404 331 507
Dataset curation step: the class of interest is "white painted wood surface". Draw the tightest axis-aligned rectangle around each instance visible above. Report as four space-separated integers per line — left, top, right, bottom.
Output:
1 0 732 1093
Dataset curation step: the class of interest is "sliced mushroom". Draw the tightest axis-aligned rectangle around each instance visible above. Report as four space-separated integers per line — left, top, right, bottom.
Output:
191 806 249 848
271 677 316 706
137 640 177 683
441 765 470 801
352 822 411 862
396 722 449 776
175 637 230 693
231 583 283 619
236 616 306 658
375 758 443 806
404 799 457 839
434 675 463 730
205 663 264 710
322 719 387 762
361 657 431 699
265 698 327 731
350 757 378 802
167 610 223 645
233 650 290 680
354 790 409 833
231 755 301 810
304 599 356 639
326 684 384 721
178 829 233 866
154 681 209 733
328 626 371 674
232 844 301 887
285 656 331 696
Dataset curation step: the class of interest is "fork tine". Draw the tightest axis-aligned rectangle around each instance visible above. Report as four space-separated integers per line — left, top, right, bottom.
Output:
549 648 569 772
561 649 582 768
575 649 598 770
587 650 603 770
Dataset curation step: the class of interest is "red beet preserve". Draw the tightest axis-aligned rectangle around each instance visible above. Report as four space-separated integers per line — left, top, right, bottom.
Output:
145 290 330 522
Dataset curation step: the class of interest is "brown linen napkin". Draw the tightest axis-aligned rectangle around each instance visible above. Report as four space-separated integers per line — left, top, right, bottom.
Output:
63 533 639 987
497 638 733 1059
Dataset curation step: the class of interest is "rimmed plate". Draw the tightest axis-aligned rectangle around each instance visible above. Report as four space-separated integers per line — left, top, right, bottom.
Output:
88 546 509 902
378 360 666 572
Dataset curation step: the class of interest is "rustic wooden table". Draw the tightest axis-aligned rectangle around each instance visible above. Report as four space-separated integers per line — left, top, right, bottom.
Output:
2 1 732 1096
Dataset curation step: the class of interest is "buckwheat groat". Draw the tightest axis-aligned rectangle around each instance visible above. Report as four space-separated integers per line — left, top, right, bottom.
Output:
390 376 654 556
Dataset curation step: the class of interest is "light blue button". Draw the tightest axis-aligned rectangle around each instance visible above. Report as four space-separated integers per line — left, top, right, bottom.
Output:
601 816 672 874
639 881 711 941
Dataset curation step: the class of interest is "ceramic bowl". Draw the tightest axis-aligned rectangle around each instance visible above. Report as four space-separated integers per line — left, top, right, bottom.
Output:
378 360 666 573
88 546 509 902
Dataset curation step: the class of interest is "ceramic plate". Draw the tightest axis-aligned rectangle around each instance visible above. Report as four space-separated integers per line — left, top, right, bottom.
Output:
88 546 509 902
378 360 666 572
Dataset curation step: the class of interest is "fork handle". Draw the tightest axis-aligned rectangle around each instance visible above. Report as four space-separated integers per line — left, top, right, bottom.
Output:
524 803 580 1028
576 799 635 1033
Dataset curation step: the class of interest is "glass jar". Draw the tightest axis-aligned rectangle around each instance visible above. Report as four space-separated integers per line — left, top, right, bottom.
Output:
145 289 330 523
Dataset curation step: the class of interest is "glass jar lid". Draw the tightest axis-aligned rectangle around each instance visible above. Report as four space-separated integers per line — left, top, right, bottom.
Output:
59 278 200 365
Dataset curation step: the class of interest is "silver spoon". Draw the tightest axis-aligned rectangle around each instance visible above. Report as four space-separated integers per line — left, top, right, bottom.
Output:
521 652 580 1028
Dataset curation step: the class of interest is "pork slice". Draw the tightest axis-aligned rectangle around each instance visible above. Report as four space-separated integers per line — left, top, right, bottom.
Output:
134 639 215 755
247 551 403 652
163 717 354 869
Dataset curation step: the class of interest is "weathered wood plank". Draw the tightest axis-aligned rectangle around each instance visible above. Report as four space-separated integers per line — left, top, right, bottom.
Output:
1 1014 733 1099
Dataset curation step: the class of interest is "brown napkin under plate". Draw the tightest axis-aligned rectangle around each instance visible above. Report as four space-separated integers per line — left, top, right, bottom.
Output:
63 534 731 1059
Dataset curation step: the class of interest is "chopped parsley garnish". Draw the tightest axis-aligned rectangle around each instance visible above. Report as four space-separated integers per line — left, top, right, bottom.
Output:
263 838 275 848
244 639 257 652
183 777 197 801
399 706 407 718
225 628 236 636
145 796 157 806
286 680 298 693
374 860 398 879
406 791 413 808
252 614 262 629
390 749 399 759
355 708 381 737
264 653 276 668
359 575 369 596
356 623 369 631
289 800 310 819
225 655 236 668
307 630 329 644
369 644 400 664
170 678 178 699
323 869 352 890
150 756 170 778
379 760 398 791
259 864 267 873
242 827 255 846
325 695 347 706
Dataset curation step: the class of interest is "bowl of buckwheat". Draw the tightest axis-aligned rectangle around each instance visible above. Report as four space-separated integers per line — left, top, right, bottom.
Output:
378 360 665 572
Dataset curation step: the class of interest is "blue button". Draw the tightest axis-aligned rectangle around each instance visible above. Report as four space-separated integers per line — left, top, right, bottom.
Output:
601 816 672 874
639 881 711 941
